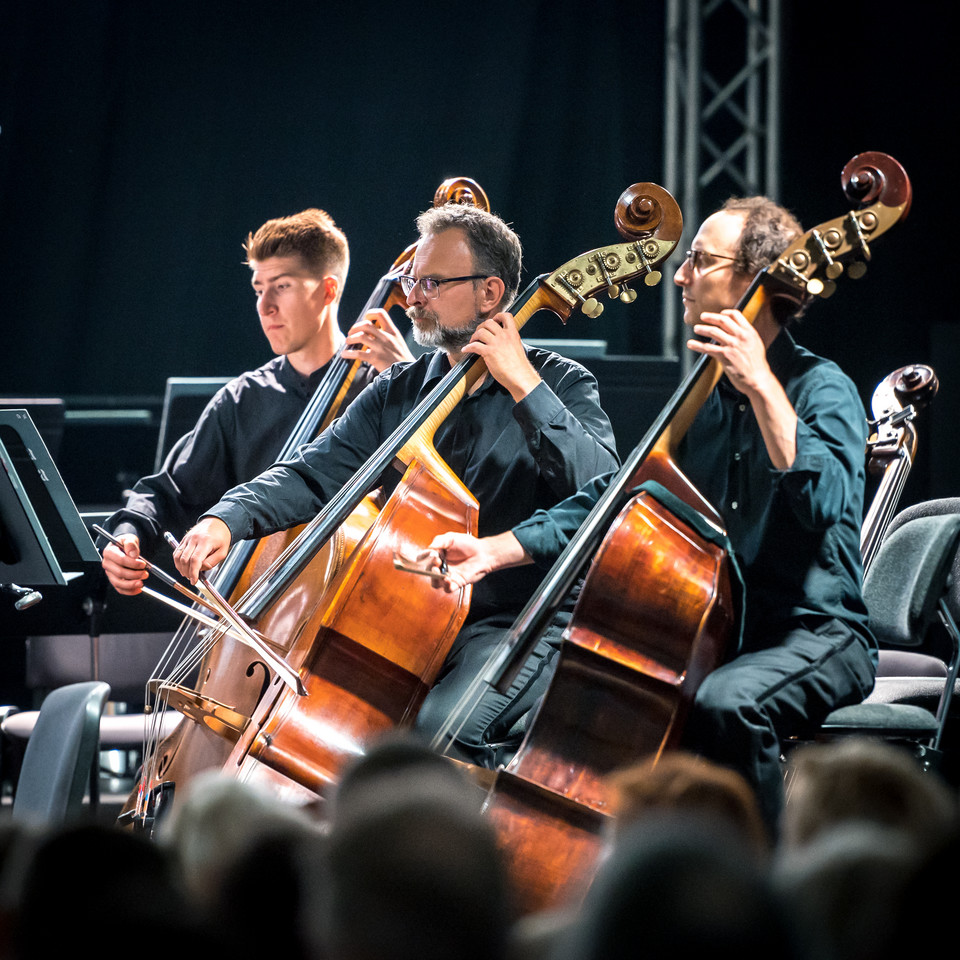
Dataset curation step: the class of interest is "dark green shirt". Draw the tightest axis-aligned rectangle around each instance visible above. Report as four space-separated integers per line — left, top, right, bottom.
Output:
513 330 875 651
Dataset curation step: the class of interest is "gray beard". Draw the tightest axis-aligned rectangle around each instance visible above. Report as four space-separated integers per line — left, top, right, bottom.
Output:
407 307 482 352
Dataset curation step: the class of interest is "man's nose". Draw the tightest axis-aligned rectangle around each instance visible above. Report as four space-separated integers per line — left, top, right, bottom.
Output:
405 281 424 306
258 291 277 314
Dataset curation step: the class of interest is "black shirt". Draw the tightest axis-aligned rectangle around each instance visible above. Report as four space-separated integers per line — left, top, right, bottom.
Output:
105 354 377 558
206 346 620 621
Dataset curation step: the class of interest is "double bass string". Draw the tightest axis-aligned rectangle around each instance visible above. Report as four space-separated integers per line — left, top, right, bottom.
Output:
164 533 307 696
126 269 412 819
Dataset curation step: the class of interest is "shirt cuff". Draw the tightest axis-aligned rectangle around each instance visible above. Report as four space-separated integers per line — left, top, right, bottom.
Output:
203 503 249 543
512 511 567 568
512 380 563 433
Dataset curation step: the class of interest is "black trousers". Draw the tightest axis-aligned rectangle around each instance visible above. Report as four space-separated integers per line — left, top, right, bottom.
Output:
682 618 877 835
414 612 567 768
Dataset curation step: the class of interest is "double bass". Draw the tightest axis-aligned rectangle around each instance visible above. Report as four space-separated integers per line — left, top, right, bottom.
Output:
454 152 913 914
860 363 938 573
185 183 684 803
123 177 492 828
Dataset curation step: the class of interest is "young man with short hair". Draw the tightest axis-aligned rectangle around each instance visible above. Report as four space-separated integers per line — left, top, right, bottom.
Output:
101 207 412 594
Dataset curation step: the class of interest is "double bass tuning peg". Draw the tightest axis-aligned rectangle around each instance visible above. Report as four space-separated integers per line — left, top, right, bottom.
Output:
848 261 868 279
811 230 844 283
581 297 604 319
554 272 604 318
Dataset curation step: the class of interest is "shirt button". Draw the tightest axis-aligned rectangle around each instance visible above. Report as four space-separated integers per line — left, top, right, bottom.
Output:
731 501 739 510
733 452 741 461
738 403 747 413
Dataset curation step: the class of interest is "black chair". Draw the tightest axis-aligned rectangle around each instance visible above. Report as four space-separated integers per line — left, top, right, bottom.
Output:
10 680 110 825
870 498 960 686
817 505 960 768
1 632 181 801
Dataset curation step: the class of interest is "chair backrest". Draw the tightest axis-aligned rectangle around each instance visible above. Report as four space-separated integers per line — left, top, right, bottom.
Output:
11 680 110 826
864 509 960 649
25 632 175 707
885 498 960 623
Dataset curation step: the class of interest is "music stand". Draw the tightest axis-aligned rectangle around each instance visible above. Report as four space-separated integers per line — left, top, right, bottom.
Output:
0 398 65 459
153 376 231 472
1 408 100 608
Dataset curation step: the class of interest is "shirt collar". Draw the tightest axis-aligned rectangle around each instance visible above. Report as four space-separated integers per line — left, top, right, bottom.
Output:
277 354 330 399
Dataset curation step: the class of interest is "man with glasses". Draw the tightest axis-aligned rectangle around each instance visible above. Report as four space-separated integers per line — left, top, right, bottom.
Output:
172 202 619 767
100 207 413 596
424 197 877 838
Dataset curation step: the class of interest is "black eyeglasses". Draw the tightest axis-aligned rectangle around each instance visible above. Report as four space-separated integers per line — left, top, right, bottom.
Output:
682 249 738 273
399 274 488 299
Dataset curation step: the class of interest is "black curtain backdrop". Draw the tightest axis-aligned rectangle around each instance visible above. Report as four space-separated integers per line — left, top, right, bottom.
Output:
0 0 953 506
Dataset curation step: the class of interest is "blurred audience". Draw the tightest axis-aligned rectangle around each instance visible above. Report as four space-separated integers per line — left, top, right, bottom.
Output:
0 734 956 960
155 768 323 908
553 815 803 960
607 750 770 859
317 731 510 960
2 821 215 960
321 797 511 960
325 730 487 831
781 737 958 852
772 738 960 960
773 821 919 960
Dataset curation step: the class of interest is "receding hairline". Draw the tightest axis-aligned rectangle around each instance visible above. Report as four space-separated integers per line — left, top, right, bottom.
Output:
414 203 522 308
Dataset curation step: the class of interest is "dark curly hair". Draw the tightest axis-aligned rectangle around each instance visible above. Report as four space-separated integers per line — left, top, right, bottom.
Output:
721 196 806 324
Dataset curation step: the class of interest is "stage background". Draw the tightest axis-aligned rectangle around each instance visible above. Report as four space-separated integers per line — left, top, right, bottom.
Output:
0 1 953 555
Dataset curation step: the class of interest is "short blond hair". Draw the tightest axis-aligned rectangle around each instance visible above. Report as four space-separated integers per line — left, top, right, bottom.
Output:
244 208 349 290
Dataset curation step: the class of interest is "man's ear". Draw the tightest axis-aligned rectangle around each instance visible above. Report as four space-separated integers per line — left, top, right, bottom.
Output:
322 274 341 305
477 275 506 313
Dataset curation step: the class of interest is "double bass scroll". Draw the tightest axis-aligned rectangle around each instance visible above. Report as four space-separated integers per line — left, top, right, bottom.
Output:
860 363 938 573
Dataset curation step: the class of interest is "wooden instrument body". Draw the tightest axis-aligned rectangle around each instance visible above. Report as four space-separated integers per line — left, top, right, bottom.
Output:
482 455 735 914
224 456 477 797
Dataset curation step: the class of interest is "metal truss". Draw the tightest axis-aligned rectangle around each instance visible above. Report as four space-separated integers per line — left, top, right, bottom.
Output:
662 0 782 365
